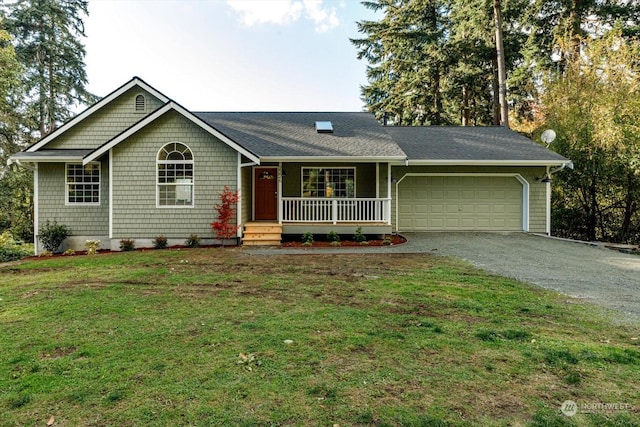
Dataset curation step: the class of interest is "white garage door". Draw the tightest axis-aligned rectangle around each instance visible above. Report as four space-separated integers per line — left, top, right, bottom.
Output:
397 175 523 231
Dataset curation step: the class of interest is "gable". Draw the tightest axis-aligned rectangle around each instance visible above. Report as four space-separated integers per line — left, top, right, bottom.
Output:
43 87 165 150
26 77 170 152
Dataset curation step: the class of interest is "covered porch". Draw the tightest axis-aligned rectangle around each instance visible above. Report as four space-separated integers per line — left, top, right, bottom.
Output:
242 162 394 245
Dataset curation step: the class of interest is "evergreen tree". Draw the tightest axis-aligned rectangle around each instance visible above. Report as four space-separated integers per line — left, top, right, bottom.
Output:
5 0 95 137
352 0 451 125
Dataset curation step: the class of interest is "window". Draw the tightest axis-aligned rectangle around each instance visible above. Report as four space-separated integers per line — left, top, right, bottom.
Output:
302 168 355 198
66 162 100 205
157 142 194 207
135 94 146 112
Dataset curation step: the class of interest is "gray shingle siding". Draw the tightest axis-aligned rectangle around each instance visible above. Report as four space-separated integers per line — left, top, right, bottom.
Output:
111 110 238 239
46 88 165 150
37 158 110 236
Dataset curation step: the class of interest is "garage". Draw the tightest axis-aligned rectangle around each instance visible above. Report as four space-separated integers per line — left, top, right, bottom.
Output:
397 175 525 231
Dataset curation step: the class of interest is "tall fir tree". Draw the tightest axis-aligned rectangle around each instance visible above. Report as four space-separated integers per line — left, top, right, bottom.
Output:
352 0 450 125
5 0 95 138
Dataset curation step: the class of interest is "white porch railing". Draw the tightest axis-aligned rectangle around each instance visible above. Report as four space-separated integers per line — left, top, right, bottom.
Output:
281 197 391 224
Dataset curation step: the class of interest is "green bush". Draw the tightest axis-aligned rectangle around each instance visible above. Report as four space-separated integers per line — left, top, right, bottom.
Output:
119 239 136 252
353 227 367 243
185 234 201 248
152 235 168 249
0 232 33 262
301 232 314 246
326 231 340 242
38 220 71 253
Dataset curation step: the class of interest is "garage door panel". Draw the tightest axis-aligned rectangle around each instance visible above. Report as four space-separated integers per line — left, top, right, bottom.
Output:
398 175 523 231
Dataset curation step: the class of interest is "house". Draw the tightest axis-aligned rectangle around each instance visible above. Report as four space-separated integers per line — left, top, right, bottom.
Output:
8 77 571 252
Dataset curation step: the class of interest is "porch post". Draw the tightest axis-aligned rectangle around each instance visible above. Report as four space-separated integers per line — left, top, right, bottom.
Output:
332 199 338 225
278 162 283 224
387 163 392 225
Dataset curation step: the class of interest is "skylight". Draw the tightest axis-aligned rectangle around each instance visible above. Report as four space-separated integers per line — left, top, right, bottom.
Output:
315 121 333 133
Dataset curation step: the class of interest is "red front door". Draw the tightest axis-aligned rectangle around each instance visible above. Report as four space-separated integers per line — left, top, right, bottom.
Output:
254 167 278 220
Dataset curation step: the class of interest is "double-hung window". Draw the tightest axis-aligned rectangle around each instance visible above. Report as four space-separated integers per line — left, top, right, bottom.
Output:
66 162 100 205
157 142 194 207
302 167 355 198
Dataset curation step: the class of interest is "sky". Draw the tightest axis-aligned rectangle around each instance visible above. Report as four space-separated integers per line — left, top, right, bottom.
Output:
83 0 379 112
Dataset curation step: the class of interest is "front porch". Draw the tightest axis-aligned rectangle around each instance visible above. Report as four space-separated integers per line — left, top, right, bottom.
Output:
243 197 393 245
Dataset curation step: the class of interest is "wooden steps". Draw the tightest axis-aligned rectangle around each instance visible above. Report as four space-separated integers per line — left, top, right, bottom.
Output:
242 222 282 246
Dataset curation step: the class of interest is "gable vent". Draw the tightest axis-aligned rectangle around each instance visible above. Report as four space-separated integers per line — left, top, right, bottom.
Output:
135 94 146 112
315 121 333 133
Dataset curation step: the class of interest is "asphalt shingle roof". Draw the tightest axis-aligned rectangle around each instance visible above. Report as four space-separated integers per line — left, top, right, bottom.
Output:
386 126 568 162
195 112 567 164
194 112 406 159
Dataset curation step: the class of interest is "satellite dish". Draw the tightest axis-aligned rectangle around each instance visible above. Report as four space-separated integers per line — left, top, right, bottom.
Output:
541 129 557 146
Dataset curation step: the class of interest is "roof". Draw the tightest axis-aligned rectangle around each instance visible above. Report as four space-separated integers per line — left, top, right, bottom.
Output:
9 149 94 163
195 112 407 161
9 77 570 167
387 126 569 165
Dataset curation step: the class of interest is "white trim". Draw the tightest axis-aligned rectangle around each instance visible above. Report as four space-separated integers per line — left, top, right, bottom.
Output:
83 102 259 165
261 156 406 163
237 153 243 238
278 162 283 224
546 181 551 235
156 141 195 209
33 164 39 255
394 173 529 232
109 149 113 239
27 77 170 152
65 161 102 206
404 159 570 167
375 163 380 198
387 163 392 223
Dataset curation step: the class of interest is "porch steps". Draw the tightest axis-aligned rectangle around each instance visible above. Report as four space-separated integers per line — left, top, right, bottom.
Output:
242 223 282 246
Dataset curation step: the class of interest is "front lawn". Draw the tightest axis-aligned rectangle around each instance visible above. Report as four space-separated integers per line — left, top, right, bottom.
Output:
1 249 638 426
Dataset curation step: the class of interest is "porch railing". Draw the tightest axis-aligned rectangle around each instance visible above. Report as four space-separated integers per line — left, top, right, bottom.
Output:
281 197 391 224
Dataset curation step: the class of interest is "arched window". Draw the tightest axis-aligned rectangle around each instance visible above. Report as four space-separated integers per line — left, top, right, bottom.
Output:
157 142 194 207
135 94 146 112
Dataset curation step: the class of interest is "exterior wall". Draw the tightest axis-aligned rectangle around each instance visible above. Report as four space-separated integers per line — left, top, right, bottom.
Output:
281 162 378 198
390 165 547 233
110 110 238 243
46 88 165 150
37 158 110 251
241 165 252 225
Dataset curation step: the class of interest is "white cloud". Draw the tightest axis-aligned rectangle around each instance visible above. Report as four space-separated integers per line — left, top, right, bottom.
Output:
226 0 339 32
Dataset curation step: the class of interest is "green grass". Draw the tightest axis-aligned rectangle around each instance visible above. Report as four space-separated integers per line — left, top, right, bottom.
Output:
1 249 638 426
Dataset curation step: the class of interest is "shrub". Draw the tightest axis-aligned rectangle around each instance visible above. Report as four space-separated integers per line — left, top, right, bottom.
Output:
84 239 101 255
119 239 136 252
38 220 71 253
63 249 76 256
0 232 33 262
353 227 367 243
211 186 240 246
301 232 314 246
326 231 340 243
185 234 201 248
152 235 168 249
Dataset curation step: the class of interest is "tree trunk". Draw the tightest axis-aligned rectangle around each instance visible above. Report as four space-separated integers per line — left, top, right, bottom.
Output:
493 0 509 128
461 86 470 126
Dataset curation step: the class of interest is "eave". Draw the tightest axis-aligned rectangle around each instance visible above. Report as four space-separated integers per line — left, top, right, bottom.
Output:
402 159 571 167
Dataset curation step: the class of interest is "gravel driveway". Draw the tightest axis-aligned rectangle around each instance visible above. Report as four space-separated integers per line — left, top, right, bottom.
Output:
402 232 640 324
249 232 640 324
